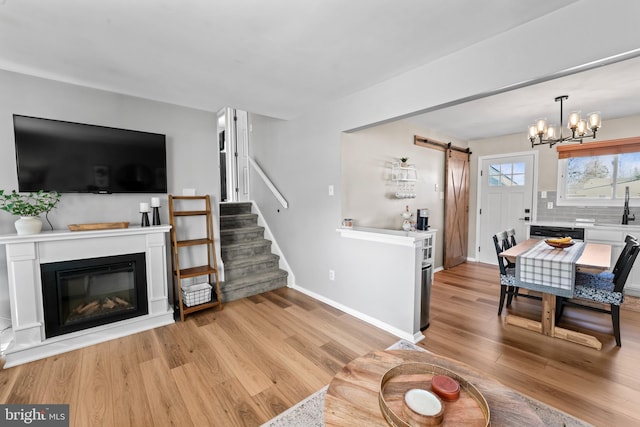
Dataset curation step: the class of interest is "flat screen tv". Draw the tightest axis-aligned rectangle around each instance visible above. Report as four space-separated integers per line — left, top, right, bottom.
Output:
13 115 167 194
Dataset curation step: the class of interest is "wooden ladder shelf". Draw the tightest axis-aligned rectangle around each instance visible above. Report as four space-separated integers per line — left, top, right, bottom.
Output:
168 195 222 321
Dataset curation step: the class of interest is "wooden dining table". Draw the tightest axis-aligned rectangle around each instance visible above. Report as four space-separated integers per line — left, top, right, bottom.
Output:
500 238 612 350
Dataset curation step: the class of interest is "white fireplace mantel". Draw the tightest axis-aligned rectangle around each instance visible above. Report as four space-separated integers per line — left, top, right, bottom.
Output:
0 225 174 367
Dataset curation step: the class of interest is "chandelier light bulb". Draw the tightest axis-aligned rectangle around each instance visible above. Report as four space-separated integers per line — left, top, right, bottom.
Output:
588 112 602 130
528 124 538 140
546 125 557 139
576 120 587 136
567 111 581 130
535 118 547 135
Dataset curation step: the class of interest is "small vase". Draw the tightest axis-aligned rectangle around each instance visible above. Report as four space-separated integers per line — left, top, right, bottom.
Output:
14 216 43 235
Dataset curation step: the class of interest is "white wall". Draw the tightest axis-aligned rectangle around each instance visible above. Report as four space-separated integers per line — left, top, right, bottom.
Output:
246 0 640 334
0 70 218 321
340 120 468 269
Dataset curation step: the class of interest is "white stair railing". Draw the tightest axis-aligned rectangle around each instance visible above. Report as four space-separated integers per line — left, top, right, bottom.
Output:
249 157 288 209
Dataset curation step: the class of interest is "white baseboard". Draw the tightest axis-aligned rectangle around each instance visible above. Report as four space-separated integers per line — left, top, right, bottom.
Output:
291 284 424 344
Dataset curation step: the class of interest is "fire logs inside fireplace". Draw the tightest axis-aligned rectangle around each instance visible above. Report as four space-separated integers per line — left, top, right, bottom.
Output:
67 296 133 323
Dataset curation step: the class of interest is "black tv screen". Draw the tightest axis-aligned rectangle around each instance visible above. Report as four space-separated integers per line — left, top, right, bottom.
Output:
13 115 167 193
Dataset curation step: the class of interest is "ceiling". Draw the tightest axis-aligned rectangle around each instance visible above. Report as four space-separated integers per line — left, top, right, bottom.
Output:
0 0 638 141
405 54 640 141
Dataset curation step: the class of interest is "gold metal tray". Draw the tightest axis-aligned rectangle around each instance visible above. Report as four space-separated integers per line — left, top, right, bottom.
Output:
379 362 490 427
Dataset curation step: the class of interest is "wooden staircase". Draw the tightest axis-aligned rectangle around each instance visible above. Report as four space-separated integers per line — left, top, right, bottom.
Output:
219 202 288 301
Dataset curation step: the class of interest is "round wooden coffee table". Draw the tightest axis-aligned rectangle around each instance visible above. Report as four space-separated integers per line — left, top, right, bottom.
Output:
324 350 547 426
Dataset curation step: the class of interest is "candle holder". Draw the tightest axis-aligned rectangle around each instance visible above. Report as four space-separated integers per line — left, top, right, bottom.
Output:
152 206 161 225
151 197 161 225
139 202 150 227
141 211 150 227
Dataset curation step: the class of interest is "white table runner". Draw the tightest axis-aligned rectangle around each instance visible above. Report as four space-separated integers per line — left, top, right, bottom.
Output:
515 240 585 297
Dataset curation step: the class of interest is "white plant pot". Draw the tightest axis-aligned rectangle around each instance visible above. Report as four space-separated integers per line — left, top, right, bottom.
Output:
14 216 43 235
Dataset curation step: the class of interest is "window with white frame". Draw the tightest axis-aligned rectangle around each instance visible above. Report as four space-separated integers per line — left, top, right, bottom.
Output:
557 138 640 206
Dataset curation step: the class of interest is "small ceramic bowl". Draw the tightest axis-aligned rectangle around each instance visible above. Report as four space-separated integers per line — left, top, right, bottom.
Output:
402 388 444 426
431 375 460 401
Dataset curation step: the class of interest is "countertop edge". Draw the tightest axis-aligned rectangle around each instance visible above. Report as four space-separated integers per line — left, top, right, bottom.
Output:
337 226 436 246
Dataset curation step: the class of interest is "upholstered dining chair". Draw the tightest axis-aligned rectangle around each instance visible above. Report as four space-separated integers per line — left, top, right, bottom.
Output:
504 227 523 307
555 237 640 346
492 230 542 314
506 228 517 248
494 229 540 315
493 231 515 315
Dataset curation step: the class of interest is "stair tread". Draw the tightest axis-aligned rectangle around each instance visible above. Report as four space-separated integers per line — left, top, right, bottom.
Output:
220 202 252 208
222 269 288 286
219 225 264 234
221 239 272 249
220 213 258 219
223 253 279 267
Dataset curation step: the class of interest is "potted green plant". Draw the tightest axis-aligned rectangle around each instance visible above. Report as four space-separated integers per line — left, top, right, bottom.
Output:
400 156 409 167
0 190 61 235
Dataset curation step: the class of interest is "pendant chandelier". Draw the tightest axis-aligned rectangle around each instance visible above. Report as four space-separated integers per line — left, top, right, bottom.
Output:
528 95 602 148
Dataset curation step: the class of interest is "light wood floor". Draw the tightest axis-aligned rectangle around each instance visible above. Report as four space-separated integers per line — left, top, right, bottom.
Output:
1 262 639 426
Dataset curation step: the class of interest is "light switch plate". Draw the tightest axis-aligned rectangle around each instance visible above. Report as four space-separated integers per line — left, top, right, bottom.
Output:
547 201 553 209
541 191 547 199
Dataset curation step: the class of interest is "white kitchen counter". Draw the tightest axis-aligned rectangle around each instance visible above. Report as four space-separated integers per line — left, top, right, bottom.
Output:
337 226 437 246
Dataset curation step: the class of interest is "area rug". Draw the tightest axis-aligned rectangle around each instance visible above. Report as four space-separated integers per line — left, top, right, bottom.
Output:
260 340 592 427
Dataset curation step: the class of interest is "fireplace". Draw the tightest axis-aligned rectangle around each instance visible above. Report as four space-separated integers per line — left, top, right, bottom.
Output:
0 225 173 367
41 253 149 338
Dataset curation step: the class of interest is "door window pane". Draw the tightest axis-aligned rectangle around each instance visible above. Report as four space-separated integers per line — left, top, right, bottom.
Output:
489 162 525 187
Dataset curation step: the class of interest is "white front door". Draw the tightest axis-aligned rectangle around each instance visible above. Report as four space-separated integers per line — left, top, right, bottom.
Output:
477 152 537 264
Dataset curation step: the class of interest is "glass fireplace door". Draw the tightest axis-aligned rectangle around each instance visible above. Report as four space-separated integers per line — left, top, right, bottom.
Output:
41 253 148 338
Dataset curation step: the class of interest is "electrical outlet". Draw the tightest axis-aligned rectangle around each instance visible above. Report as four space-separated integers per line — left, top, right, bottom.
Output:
183 188 196 196
328 185 334 196
329 270 335 281
547 201 554 209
